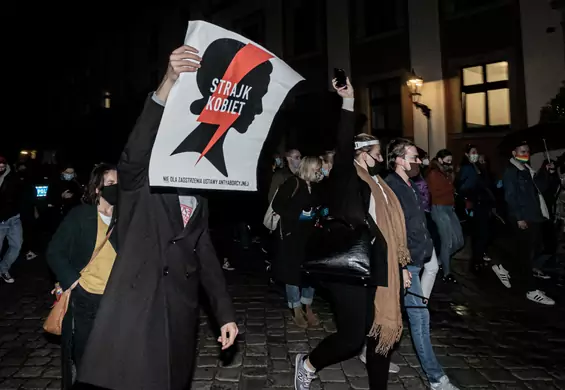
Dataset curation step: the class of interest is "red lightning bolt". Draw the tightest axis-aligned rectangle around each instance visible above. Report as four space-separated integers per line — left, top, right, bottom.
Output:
195 43 274 165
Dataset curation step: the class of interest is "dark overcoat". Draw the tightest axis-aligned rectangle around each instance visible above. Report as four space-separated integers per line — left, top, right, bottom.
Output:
271 177 320 286
79 96 235 390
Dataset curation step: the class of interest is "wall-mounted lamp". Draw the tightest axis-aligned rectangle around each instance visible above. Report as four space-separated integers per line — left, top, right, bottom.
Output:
406 69 431 118
406 69 424 103
406 69 431 152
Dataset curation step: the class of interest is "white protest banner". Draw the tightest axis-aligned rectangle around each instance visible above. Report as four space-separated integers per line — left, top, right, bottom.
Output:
149 21 304 191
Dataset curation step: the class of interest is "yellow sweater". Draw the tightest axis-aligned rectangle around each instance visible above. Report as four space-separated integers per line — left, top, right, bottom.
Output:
79 214 116 294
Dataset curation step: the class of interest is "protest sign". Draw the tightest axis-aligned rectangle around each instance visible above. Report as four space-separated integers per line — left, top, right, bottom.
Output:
149 20 304 191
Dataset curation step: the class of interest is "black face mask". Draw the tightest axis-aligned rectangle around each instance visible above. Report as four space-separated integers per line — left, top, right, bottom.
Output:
100 184 118 206
441 162 453 172
366 154 382 176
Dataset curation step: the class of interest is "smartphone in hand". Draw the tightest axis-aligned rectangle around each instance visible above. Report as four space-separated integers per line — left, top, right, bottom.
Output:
334 68 347 89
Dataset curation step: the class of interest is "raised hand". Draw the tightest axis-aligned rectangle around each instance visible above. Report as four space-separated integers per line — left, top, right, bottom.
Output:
166 45 202 81
157 45 202 102
332 77 354 99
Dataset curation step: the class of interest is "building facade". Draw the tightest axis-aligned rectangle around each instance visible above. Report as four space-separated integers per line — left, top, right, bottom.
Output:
190 0 564 167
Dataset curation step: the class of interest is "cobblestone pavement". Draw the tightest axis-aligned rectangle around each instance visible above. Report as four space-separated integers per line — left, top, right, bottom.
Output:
1 238 564 390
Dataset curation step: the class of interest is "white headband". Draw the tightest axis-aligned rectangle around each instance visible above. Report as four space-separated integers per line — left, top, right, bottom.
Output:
354 140 380 150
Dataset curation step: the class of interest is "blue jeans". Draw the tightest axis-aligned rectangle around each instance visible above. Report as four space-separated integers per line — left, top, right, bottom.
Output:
431 205 464 276
404 266 445 384
0 215 23 273
286 285 315 309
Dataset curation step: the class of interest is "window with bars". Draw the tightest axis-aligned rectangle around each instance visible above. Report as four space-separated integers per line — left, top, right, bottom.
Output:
461 61 510 131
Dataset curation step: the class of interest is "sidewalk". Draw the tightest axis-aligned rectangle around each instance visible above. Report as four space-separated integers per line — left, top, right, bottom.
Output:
0 238 564 390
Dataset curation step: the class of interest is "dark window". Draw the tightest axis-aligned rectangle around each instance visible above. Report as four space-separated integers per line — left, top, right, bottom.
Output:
364 0 399 36
441 0 504 16
293 2 320 56
353 0 402 39
461 61 510 131
369 78 402 137
233 11 265 46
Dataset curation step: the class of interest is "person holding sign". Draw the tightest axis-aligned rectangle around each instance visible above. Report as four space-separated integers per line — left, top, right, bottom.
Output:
78 46 238 390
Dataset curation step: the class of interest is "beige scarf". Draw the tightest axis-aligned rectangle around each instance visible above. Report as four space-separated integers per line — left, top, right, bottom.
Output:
355 164 411 354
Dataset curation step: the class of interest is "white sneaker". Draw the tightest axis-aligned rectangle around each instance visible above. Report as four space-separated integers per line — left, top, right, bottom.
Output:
389 362 400 373
526 290 555 305
1 272 15 284
430 375 459 390
492 265 511 288
222 259 235 271
533 269 551 280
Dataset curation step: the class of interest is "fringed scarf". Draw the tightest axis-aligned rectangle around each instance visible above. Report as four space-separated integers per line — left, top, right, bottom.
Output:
355 164 411 354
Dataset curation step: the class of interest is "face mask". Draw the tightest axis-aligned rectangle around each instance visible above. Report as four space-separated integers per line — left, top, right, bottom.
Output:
468 154 479 163
321 167 329 177
101 184 118 206
422 159 430 166
365 154 382 176
314 171 324 182
515 154 530 163
274 158 283 168
0 169 5 176
367 164 382 177
62 173 75 181
406 163 421 178
289 158 301 171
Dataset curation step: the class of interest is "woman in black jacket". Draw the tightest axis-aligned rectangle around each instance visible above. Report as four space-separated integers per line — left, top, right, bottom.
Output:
46 163 118 389
272 156 324 328
294 79 409 390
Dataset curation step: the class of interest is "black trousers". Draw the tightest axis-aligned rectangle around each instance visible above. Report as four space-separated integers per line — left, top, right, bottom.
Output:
309 282 394 390
71 285 103 376
512 221 542 292
470 204 491 267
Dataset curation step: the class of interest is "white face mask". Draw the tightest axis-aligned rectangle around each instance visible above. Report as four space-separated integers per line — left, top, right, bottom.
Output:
468 154 479 163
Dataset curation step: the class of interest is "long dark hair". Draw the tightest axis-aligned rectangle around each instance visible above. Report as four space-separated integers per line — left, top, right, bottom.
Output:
86 163 116 205
460 144 478 166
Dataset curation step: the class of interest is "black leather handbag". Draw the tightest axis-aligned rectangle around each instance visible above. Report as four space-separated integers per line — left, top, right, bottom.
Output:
302 218 384 286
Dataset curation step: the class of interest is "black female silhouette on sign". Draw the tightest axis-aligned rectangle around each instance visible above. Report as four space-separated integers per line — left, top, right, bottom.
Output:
171 38 274 177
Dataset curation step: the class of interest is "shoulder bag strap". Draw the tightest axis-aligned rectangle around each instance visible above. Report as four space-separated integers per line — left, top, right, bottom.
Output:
291 177 300 198
80 226 114 274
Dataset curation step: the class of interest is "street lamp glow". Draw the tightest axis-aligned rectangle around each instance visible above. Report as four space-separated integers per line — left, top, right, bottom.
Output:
406 69 424 100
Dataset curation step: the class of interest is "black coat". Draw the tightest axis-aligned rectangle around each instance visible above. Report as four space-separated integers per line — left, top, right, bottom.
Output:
324 109 388 287
79 96 235 390
272 176 319 285
46 204 117 290
503 162 549 223
46 204 117 390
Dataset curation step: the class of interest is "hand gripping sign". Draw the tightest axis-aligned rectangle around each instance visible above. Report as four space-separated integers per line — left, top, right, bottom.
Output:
149 21 304 191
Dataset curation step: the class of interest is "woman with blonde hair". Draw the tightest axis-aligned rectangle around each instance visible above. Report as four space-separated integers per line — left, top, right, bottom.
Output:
272 156 324 328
